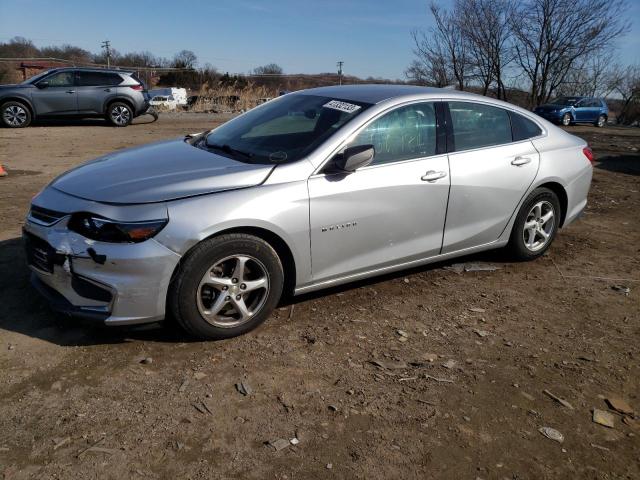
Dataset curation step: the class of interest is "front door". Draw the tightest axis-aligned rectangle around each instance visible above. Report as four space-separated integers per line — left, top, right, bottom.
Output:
308 102 450 283
442 101 540 253
31 70 77 115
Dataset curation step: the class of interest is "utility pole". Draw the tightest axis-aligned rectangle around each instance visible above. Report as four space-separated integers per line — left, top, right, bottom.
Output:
337 60 344 86
101 40 111 67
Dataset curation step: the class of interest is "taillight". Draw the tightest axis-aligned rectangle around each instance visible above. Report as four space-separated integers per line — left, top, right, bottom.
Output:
582 146 595 165
129 84 144 91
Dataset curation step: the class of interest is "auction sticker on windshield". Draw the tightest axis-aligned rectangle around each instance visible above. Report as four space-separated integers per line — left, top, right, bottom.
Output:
323 100 361 113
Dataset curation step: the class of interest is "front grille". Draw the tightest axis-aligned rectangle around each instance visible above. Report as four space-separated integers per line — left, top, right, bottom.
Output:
23 231 63 273
29 205 67 225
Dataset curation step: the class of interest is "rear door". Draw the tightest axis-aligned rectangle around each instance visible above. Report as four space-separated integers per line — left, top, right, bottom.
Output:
573 98 596 122
76 71 122 114
30 70 77 115
441 101 540 253
308 101 450 282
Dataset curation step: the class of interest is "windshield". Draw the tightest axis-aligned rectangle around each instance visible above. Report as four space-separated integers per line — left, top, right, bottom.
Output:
551 97 580 106
201 94 372 164
21 70 55 85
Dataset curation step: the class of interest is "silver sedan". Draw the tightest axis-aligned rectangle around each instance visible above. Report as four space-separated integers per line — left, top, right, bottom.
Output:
24 85 593 339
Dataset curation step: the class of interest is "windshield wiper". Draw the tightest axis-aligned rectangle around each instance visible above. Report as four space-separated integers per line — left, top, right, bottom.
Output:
205 142 254 160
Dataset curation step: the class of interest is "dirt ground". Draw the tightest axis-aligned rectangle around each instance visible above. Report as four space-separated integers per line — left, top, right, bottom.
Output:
1 114 639 479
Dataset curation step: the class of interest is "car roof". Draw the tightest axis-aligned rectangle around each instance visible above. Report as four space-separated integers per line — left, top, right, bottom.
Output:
297 84 498 104
298 84 443 103
46 66 133 75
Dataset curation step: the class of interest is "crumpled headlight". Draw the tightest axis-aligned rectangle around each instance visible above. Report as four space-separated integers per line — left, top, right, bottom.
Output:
68 213 167 243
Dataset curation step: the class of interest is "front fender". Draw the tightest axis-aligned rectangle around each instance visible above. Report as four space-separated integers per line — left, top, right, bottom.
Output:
156 182 312 287
0 91 35 114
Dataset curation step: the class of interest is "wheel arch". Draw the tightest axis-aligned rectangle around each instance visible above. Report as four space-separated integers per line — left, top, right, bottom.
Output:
1 96 35 117
172 225 298 298
105 97 134 114
537 181 568 227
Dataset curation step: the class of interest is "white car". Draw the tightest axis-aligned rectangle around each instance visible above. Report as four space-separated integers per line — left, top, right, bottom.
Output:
149 95 177 110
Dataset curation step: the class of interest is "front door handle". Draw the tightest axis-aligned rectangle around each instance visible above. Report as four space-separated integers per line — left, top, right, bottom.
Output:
421 170 447 182
66 90 75 94
104 88 111 92
511 156 532 166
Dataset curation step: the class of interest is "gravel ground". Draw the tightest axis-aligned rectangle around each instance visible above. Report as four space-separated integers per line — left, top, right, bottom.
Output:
0 113 639 479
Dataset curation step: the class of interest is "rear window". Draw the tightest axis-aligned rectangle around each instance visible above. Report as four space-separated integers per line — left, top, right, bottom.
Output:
509 111 542 141
448 101 512 151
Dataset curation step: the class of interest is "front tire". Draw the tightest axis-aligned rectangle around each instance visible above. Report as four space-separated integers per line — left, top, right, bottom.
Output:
107 102 133 127
561 113 571 127
1 101 31 128
169 234 284 340
506 187 561 261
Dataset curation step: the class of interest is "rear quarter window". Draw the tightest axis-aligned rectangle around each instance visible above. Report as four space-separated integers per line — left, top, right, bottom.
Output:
509 111 543 141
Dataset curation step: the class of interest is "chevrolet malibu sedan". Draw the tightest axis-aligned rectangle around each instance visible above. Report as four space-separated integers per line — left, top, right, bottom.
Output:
24 85 593 339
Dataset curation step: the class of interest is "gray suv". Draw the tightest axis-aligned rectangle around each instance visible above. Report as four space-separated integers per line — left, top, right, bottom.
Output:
0 67 149 127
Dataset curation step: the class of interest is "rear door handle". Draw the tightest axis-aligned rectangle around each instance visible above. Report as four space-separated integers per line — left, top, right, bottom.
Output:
66 90 75 94
421 170 447 182
511 156 532 166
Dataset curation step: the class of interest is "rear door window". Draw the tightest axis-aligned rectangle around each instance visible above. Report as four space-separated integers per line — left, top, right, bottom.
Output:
509 111 542 141
448 101 512 151
349 102 437 165
77 71 122 86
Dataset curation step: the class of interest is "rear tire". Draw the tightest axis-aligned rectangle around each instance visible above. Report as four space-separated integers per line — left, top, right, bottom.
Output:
506 187 561 261
595 115 606 128
169 234 284 340
1 101 31 128
561 113 571 126
107 102 133 127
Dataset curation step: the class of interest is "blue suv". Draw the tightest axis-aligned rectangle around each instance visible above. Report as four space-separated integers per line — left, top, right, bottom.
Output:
533 96 608 127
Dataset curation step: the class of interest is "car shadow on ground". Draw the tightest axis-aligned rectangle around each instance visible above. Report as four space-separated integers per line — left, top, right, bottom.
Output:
595 154 640 176
29 114 158 128
0 235 511 348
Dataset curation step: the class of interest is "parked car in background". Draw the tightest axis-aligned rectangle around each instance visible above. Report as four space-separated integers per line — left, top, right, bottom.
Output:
149 95 178 110
24 85 593 340
533 96 608 127
0 67 149 127
148 87 187 106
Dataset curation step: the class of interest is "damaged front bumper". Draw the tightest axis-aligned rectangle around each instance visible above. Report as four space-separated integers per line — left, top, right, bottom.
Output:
23 214 181 326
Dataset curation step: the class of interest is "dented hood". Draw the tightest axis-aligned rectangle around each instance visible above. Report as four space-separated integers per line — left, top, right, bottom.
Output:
51 139 274 204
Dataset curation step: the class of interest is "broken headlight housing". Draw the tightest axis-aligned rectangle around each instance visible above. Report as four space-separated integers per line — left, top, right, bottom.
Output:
68 213 167 243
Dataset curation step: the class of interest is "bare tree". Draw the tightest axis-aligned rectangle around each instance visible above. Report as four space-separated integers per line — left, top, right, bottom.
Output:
173 50 198 69
511 0 630 107
556 51 621 98
407 2 468 90
458 0 514 99
404 41 451 87
613 65 640 125
252 63 284 76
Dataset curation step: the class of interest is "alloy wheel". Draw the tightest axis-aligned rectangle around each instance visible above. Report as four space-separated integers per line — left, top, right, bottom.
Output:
562 114 571 126
597 115 605 127
522 200 555 252
3 105 27 126
110 105 131 125
196 255 270 328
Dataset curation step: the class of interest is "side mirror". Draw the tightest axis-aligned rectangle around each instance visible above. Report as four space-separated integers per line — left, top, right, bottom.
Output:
333 144 375 172
36 81 49 89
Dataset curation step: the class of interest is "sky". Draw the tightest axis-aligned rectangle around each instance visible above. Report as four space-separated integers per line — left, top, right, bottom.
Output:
0 0 638 80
